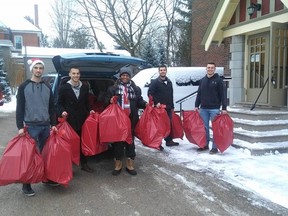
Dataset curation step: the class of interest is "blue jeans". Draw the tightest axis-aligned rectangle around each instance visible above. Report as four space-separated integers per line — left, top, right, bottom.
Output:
199 108 220 149
27 125 50 152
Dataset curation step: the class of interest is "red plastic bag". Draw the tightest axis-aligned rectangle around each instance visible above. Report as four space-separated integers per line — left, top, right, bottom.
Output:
135 105 170 150
171 112 184 139
81 112 109 156
99 103 132 144
42 130 73 187
0 133 44 186
182 110 206 148
56 118 80 166
212 113 234 153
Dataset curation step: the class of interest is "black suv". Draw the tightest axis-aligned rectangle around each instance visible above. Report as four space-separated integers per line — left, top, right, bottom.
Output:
42 52 147 110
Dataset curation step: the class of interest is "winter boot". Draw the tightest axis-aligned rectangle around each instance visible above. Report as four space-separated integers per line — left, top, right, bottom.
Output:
126 158 137 176
112 159 122 176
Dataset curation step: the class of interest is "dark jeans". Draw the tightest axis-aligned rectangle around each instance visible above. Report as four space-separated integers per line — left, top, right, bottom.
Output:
24 125 50 188
164 109 173 142
27 125 50 152
75 129 88 166
112 140 136 160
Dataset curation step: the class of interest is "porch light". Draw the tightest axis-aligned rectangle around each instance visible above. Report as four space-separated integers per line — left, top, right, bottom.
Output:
247 3 261 16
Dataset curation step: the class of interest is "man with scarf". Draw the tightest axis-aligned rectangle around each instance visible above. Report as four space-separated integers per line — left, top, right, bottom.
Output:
106 66 147 176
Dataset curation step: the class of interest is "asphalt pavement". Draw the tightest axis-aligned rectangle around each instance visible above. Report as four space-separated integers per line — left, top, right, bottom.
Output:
0 111 287 216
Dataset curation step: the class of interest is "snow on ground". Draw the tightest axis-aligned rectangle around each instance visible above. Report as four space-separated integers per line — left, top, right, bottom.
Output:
135 137 288 209
1 96 288 209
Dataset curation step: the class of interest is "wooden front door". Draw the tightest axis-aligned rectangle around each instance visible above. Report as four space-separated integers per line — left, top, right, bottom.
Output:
269 22 288 106
247 33 269 104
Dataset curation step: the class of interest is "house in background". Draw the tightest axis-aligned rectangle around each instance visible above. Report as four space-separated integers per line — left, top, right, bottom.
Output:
0 17 42 54
202 0 288 108
0 4 42 83
0 4 41 56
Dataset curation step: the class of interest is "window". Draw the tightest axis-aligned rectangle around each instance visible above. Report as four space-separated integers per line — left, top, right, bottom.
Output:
248 36 266 89
14 36 23 50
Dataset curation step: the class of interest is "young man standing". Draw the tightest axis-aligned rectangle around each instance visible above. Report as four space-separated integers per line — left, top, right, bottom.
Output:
16 58 57 196
148 64 179 150
195 62 227 154
58 67 94 173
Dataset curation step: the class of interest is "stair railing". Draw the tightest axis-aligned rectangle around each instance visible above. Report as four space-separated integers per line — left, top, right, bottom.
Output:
175 91 198 118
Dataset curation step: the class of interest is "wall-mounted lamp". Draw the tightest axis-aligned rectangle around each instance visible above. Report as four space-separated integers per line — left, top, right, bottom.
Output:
247 3 261 16
271 76 276 86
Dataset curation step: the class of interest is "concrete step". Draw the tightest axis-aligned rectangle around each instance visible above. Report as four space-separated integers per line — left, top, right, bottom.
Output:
233 128 288 143
227 106 288 155
232 118 288 132
232 139 288 155
229 108 288 120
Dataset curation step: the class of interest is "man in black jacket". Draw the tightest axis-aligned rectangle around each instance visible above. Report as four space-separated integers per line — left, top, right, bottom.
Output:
58 67 94 173
148 64 179 150
195 62 227 154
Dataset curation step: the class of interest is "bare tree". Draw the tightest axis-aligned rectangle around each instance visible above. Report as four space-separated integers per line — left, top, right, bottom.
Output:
157 0 180 65
50 0 75 48
76 0 164 56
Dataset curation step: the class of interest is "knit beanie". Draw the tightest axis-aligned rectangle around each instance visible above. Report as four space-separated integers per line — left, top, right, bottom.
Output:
27 58 45 72
119 66 132 77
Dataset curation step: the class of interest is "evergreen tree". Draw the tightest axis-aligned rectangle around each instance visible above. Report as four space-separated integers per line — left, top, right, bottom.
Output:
41 33 50 47
174 0 192 66
140 37 158 67
158 42 167 65
70 26 95 49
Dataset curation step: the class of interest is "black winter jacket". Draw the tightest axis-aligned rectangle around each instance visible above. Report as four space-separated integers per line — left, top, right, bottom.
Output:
195 73 227 110
148 76 174 110
57 82 90 133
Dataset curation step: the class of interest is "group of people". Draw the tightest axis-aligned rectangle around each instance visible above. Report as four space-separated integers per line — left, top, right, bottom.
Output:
16 59 227 197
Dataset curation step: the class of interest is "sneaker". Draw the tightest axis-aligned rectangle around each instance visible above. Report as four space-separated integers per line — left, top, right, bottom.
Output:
47 180 60 186
81 163 94 173
166 141 179 147
22 184 35 197
196 145 209 151
159 145 164 151
209 148 219 154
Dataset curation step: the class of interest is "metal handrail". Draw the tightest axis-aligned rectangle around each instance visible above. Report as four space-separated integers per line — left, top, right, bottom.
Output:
175 90 198 117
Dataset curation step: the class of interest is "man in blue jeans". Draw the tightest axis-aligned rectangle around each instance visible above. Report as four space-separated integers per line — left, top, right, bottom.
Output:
195 62 227 154
16 58 57 196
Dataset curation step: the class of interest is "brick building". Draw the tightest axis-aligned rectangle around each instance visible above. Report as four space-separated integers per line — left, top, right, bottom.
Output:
191 0 230 75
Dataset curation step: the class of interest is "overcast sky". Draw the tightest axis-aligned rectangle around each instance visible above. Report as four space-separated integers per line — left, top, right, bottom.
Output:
0 0 52 33
0 0 114 49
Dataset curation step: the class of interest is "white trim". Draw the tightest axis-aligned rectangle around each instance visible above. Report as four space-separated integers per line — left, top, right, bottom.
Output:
14 35 23 50
204 0 288 51
204 0 240 51
223 12 288 38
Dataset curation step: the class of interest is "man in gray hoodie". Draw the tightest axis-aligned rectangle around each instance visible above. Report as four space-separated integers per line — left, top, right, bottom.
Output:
16 58 57 197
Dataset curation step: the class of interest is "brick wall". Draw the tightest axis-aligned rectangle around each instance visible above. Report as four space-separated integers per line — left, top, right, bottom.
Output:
21 33 40 47
191 0 230 76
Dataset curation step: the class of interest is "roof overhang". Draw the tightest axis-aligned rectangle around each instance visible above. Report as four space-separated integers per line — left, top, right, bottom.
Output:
0 39 13 47
202 0 288 51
